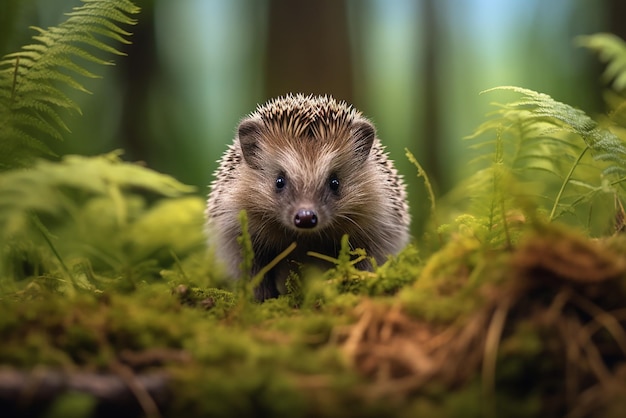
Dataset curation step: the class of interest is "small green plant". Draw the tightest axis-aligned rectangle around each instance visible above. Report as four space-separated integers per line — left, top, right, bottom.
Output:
455 34 626 236
0 0 139 169
0 1 207 296
0 152 202 293
577 33 626 92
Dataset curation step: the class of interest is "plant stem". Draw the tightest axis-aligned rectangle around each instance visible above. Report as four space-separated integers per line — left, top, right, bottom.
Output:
249 242 297 290
405 148 441 244
32 214 76 291
611 176 626 186
10 57 19 103
549 146 588 221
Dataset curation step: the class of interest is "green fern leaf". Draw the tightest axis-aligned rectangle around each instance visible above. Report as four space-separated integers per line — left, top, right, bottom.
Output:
462 86 626 233
577 33 626 92
0 152 195 240
483 87 621 151
0 152 201 291
482 86 626 172
0 0 140 170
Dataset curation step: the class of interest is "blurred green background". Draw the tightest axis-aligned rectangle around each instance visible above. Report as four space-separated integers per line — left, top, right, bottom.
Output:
1 0 624 234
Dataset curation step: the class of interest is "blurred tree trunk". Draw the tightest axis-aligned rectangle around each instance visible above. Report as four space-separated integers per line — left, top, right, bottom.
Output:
420 0 442 191
116 0 158 163
265 0 353 102
0 0 22 55
608 0 626 42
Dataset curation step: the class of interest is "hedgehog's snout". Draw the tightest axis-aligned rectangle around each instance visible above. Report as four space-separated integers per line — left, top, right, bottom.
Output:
294 208 318 229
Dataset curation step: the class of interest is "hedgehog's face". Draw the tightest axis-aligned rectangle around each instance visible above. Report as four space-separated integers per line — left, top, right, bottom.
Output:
236 114 378 239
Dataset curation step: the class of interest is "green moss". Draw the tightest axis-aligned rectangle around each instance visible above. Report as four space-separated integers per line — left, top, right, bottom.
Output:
3 213 626 417
366 243 421 295
168 366 307 418
43 392 98 418
399 233 495 322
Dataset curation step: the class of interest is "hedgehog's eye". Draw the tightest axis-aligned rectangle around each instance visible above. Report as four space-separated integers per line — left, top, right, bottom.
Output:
329 174 340 193
276 175 286 191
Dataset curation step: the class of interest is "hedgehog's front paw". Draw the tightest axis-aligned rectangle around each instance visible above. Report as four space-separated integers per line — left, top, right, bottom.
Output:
253 276 279 302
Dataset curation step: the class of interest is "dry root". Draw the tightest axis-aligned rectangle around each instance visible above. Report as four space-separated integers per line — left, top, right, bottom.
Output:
333 301 490 403
336 228 626 417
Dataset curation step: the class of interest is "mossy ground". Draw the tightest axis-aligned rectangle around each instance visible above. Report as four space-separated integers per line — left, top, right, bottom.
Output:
2 203 626 417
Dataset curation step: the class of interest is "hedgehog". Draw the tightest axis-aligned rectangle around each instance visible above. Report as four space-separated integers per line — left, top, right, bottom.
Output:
205 94 410 301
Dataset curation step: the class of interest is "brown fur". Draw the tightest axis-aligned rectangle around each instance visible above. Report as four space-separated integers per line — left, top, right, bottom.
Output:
206 94 410 301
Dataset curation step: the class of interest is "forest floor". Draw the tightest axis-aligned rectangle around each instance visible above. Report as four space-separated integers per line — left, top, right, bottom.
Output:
2 212 626 418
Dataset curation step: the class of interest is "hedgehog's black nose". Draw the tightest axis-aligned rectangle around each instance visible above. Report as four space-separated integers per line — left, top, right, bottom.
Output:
294 209 318 229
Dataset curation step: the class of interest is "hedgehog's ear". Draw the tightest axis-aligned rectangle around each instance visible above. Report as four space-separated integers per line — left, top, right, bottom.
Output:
351 120 376 163
238 118 264 169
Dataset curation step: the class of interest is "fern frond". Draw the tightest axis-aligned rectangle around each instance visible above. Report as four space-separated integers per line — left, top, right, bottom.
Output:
0 126 55 170
0 151 195 256
577 33 626 92
483 87 626 167
483 87 621 153
0 0 140 169
462 86 626 233
0 152 201 292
